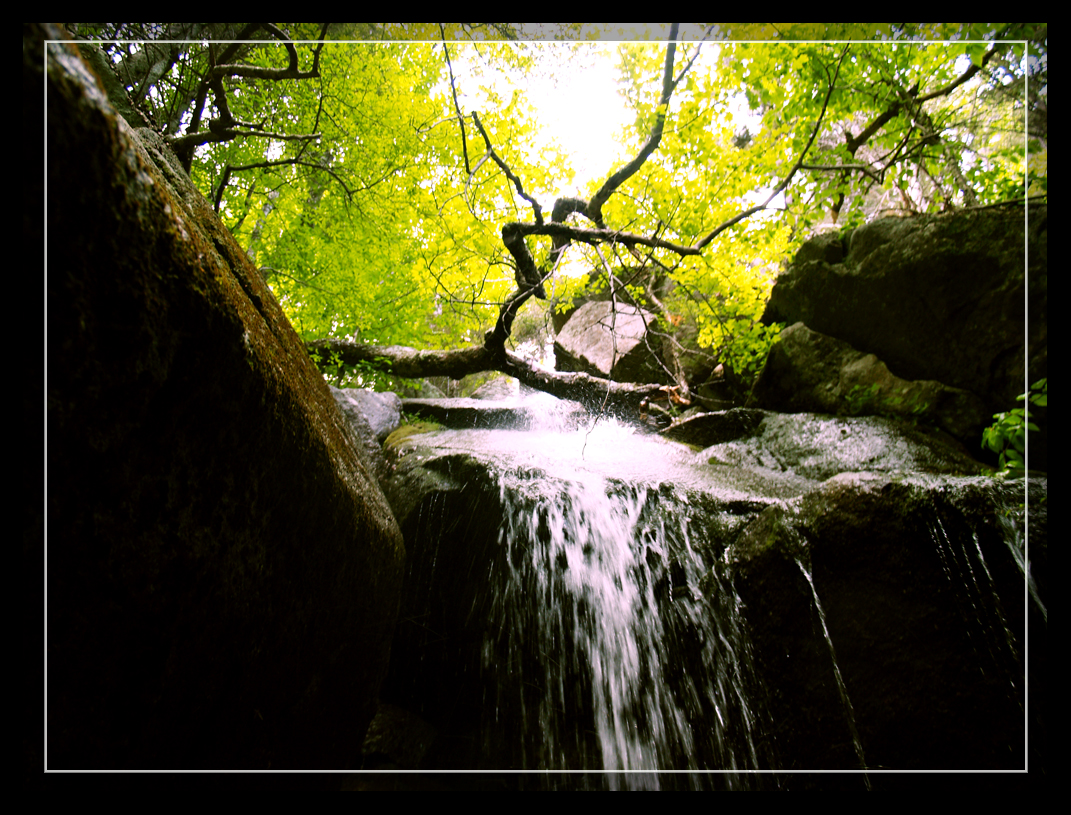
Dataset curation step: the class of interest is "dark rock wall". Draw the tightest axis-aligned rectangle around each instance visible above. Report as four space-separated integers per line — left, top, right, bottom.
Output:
728 474 1033 772
378 452 504 769
763 209 1047 415
40 25 404 769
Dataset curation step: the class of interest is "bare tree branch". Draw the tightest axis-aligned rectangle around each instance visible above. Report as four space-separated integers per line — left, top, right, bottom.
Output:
213 153 391 212
470 112 544 226
166 24 330 171
170 126 320 155
306 339 666 413
694 43 851 250
587 23 681 227
440 33 472 177
508 221 702 256
208 23 328 81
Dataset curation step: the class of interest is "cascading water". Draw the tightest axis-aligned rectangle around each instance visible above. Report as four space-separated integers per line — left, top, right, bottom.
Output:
380 394 1040 784
796 555 870 790
993 489 1046 626
483 465 769 788
929 510 1022 691
1000 515 1046 625
387 409 776 789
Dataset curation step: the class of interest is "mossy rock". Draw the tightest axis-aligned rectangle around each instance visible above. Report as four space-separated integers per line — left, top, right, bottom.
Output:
385 421 443 449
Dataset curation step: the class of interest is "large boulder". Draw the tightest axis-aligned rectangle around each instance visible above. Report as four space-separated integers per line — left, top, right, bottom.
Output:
748 322 993 443
726 472 1044 774
331 387 403 483
554 300 670 384
41 26 404 769
331 388 403 443
762 208 1047 416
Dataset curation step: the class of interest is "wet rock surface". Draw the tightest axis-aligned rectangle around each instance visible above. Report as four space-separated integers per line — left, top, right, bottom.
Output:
762 207 1047 417
44 26 404 770
698 410 987 481
748 322 993 443
370 395 1042 782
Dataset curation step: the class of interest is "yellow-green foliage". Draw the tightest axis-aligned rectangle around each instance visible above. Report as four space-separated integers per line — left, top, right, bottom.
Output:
83 23 1044 390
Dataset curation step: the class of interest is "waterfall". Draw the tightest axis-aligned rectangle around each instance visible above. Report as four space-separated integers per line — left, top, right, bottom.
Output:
472 430 772 789
930 511 1022 691
995 499 1046 625
382 404 1039 784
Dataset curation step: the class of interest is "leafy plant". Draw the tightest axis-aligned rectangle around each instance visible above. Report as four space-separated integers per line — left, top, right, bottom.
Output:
982 378 1047 473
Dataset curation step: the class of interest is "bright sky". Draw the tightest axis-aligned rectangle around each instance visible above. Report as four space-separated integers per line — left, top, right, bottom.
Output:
445 42 636 204
448 36 728 204
521 44 633 200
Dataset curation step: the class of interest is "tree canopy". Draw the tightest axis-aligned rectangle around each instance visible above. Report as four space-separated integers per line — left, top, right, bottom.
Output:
65 23 1047 406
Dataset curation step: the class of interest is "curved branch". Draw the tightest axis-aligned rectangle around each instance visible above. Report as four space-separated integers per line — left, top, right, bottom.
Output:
500 223 547 301
212 154 369 211
488 284 540 347
306 339 665 413
547 196 590 268
586 23 681 227
506 220 702 257
171 24 329 171
915 43 1000 106
209 24 329 82
169 127 320 155
846 42 1000 158
471 112 544 226
694 43 851 251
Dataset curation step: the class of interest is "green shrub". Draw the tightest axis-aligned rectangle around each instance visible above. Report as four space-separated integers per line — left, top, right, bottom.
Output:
982 378 1046 473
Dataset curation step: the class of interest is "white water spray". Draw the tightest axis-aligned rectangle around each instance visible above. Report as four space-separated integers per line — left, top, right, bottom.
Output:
481 458 769 789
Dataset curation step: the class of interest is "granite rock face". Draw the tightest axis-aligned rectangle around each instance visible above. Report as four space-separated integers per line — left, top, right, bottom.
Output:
331 387 403 443
555 300 670 384
42 26 404 769
749 322 992 443
761 208 1047 417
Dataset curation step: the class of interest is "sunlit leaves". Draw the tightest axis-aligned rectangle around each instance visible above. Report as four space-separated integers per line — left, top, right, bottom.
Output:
78 23 1044 389
587 32 1043 381
187 40 530 353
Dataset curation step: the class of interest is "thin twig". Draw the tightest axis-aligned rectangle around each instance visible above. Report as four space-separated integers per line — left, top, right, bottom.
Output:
440 31 471 178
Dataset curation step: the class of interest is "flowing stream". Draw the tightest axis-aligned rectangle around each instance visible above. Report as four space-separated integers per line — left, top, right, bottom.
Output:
384 396 1038 785
485 466 766 788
